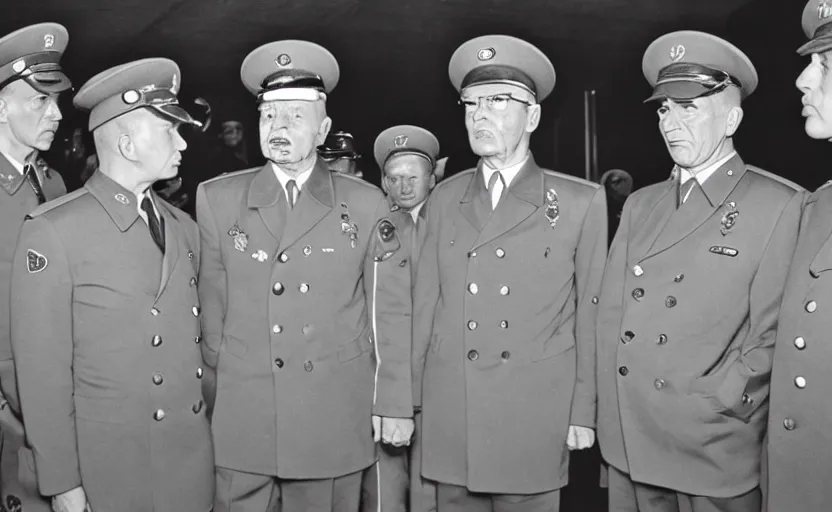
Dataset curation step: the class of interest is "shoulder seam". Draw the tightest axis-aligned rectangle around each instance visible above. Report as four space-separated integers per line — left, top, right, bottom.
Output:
542 169 601 189
745 166 804 192
27 188 89 218
200 167 261 186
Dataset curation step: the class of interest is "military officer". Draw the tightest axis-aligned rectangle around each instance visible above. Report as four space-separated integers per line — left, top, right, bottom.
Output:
361 125 442 512
765 3 832 511
411 35 607 511
319 130 364 178
9 58 214 512
0 22 70 512
196 40 413 512
596 31 805 512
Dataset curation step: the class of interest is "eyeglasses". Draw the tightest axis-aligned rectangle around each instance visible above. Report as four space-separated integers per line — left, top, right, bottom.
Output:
458 94 534 113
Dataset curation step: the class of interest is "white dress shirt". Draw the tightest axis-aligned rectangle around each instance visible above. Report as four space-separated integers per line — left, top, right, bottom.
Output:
482 153 530 209
272 162 314 205
678 150 737 203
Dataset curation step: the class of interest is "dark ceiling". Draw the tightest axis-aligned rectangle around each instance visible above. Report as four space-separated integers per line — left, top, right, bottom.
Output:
3 0 825 193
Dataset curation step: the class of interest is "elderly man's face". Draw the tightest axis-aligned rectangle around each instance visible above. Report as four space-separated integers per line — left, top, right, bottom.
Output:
383 154 435 209
130 109 187 182
221 121 244 148
461 83 539 160
657 91 740 169
0 80 63 152
259 100 329 169
797 52 832 140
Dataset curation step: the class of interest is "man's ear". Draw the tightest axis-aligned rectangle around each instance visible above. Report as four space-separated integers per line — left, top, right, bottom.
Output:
725 106 744 138
526 104 541 133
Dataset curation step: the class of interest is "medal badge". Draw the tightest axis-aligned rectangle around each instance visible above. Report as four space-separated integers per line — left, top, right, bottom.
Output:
720 202 738 236
228 222 248 252
544 188 560 229
340 203 359 248
251 250 268 263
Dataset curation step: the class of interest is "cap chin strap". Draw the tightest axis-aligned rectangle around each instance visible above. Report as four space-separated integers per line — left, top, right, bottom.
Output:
260 88 326 102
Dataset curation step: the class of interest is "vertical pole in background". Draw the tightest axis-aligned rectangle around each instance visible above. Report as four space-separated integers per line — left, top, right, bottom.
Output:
590 89 599 183
584 89 600 183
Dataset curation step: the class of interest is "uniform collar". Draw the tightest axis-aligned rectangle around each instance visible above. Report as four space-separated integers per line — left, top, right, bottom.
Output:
680 152 746 207
678 150 737 187
248 157 334 209
84 170 142 232
481 153 530 189
0 151 26 195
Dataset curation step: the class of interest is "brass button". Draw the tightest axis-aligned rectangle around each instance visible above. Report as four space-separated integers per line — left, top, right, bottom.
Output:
622 331 635 343
632 288 645 300
618 366 629 376
151 335 162 347
188 251 194 260
299 283 310 293
495 248 506 258
279 253 289 263
153 409 166 421
468 251 477 258
194 336 201 344
654 379 665 390
152 373 163 385
591 296 599 304
274 358 284 368
499 285 510 296
190 277 197 286
657 334 668 345
795 376 807 389
192 306 200 317
665 296 677 308
467 350 479 361
784 417 796 430
499 320 508 329
501 351 510 360
806 300 817 313
468 283 478 295
674 274 684 283
794 337 806 350
272 282 284 295
741 393 753 405
304 361 313 372
273 324 282 334
192 400 204 414
467 320 478 330
196 367 204 379
151 308 160 316
633 265 644 277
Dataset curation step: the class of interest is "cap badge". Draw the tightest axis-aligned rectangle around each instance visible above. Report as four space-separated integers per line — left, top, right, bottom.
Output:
669 44 686 62
477 47 496 61
43 34 54 49
12 60 25 74
114 193 130 205
393 134 408 148
122 90 140 104
819 0 832 20
276 53 292 67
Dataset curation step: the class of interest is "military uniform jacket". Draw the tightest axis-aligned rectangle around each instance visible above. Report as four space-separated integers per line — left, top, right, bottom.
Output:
766 183 832 512
196 159 412 478
411 155 608 494
596 154 804 498
9 171 214 512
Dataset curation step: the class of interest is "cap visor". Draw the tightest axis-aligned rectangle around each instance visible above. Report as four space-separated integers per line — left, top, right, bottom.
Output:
152 104 202 128
797 36 832 56
644 81 712 103
25 71 71 94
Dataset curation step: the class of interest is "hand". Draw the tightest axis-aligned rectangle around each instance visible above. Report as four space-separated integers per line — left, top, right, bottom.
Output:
372 416 414 447
51 486 90 512
566 425 595 451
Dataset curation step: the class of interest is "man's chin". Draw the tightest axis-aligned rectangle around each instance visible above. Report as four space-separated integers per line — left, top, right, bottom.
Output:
804 118 832 140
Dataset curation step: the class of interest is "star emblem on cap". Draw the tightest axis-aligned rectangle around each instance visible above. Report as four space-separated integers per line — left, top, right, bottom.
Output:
393 134 408 147
819 0 832 20
44 34 54 49
669 44 686 62
276 53 292 67
477 47 496 61
122 90 140 104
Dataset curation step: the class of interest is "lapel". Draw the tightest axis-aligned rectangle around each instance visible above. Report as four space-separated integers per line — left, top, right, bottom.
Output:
470 156 542 251
805 189 832 278
154 195 181 300
247 163 289 244
278 158 334 252
459 166 490 233
84 170 142 232
640 154 746 261
0 152 26 196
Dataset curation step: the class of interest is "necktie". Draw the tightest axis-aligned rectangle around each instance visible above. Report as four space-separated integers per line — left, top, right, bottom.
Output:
24 164 46 204
286 179 298 209
488 171 506 210
141 196 165 253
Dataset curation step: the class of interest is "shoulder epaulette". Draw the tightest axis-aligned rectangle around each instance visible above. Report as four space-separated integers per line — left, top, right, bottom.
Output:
200 166 260 186
746 165 805 192
27 187 88 219
542 169 601 190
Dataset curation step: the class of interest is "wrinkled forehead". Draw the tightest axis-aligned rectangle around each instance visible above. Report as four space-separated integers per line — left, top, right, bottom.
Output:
461 83 535 102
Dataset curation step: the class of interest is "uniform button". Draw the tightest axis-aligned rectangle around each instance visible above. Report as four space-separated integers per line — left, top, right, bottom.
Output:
468 283 478 295
633 265 644 277
195 336 202 344
153 409 166 421
273 324 282 334
278 252 289 263
806 300 817 313
657 334 668 345
794 337 806 350
674 274 684 283
622 331 635 343
468 251 477 258
152 373 163 385
741 393 753 405
499 285 510 296
151 335 162 347
196 367 204 379
783 417 796 430
151 307 160 316
654 379 665 390
304 361 314 372
274 358 284 368
591 296 599 304
192 306 200 317
467 350 479 361
299 283 310 293
501 351 510 360
188 251 194 260
192 400 204 414
190 277 197 286
665 296 677 308
499 320 508 329
618 366 629 376
795 376 807 389
467 320 478 330
272 282 284 295
632 288 645 300
495 248 506 258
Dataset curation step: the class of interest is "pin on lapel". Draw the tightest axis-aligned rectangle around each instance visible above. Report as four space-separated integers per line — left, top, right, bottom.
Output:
545 188 559 229
720 201 738 236
251 250 268 262
114 193 130 205
339 203 359 248
228 222 248 252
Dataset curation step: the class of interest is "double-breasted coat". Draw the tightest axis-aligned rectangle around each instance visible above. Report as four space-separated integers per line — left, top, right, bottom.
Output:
196 159 412 479
0 153 65 512
596 154 804 498
411 155 608 494
9 170 214 511
766 182 832 512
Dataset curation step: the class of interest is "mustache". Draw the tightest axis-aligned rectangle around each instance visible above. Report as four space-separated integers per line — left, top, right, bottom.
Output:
269 137 291 146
